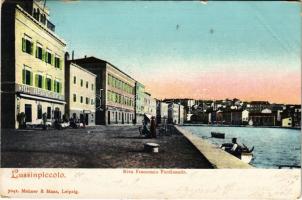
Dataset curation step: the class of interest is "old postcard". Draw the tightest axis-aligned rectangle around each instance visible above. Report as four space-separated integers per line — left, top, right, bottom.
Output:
0 0 301 199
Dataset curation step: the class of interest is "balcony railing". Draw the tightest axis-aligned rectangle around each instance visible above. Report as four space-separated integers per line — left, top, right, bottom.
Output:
47 20 55 32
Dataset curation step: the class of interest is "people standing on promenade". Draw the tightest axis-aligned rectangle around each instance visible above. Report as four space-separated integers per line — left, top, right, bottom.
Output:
141 119 151 138
150 116 156 138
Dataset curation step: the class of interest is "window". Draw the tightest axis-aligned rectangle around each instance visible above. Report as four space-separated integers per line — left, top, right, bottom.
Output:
121 96 124 105
91 99 94 105
35 74 43 88
91 84 94 90
86 81 88 88
115 93 118 103
113 77 116 88
54 56 60 68
80 96 83 103
46 51 52 64
41 14 46 25
46 77 52 91
37 104 42 119
107 92 110 101
22 68 32 85
22 37 33 55
54 80 61 93
108 75 110 85
80 79 83 87
47 107 51 119
86 97 89 104
33 8 39 21
109 75 113 86
36 44 43 60
73 94 76 102
73 76 76 84
25 70 32 85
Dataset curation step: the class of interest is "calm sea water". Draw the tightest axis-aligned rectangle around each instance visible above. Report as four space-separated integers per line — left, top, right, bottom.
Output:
184 126 301 168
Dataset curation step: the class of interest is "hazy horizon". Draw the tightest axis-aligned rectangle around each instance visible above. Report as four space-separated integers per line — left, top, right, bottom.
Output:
48 1 301 104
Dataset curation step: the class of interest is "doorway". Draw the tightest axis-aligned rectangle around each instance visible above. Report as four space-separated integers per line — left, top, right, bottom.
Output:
25 104 32 122
108 111 111 124
85 114 89 125
54 107 61 121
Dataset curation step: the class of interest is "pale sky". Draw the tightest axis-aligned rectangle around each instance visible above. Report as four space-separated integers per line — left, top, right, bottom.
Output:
48 1 301 104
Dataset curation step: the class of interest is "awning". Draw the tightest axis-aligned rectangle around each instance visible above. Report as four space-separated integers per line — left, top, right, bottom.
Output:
19 93 66 104
144 114 152 121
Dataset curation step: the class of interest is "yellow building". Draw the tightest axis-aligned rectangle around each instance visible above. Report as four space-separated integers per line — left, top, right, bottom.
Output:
2 0 66 128
65 61 96 126
72 57 136 125
282 117 292 127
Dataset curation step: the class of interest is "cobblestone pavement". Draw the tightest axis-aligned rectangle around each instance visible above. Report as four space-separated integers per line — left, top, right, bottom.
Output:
1 125 213 168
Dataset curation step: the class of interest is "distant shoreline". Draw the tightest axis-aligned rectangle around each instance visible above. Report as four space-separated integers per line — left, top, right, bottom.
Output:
182 123 301 130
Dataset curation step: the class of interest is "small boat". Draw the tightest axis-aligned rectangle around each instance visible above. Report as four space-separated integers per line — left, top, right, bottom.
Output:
211 132 225 139
241 152 253 164
220 139 254 164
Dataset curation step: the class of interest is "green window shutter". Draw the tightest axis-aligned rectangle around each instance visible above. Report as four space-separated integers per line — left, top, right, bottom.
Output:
30 71 33 86
54 80 57 92
44 77 46 89
41 76 45 89
35 74 38 87
42 49 45 61
22 69 25 84
30 42 34 55
45 52 48 63
50 79 53 91
59 59 62 70
35 45 38 58
59 82 62 94
22 38 26 52
52 54 55 66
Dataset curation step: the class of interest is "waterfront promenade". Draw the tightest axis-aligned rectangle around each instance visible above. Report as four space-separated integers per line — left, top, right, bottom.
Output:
1 126 213 168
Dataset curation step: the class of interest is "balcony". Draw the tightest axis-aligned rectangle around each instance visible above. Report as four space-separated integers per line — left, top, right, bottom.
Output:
46 20 55 32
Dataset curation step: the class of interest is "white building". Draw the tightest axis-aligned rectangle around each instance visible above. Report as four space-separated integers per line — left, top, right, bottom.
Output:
242 110 249 124
282 117 292 127
168 103 184 125
143 92 156 117
156 101 168 124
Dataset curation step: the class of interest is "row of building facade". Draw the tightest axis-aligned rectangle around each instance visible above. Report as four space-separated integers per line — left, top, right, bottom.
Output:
166 98 301 128
1 0 185 129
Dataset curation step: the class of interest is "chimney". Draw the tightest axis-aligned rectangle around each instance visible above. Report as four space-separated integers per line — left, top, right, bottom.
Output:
84 55 87 58
72 50 74 60
65 52 70 61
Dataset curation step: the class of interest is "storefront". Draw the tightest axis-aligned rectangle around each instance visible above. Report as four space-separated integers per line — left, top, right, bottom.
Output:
15 83 65 127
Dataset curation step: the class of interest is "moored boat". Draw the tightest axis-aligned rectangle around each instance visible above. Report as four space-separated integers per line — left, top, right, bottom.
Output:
211 132 225 139
220 138 254 164
241 152 253 164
